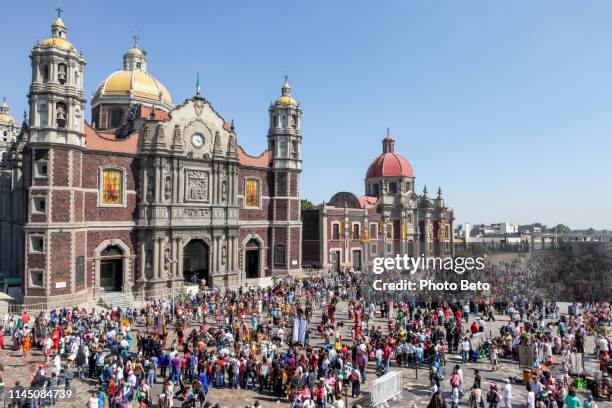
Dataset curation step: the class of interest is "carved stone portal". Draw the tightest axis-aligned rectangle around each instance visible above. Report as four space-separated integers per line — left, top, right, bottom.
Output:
185 170 209 202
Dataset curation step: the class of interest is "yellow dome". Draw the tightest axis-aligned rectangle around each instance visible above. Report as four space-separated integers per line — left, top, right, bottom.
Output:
52 17 66 28
40 37 76 52
0 114 16 125
125 47 144 56
275 95 298 106
96 70 173 106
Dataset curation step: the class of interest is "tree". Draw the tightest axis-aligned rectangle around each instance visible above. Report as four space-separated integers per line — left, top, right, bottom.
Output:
301 199 315 210
552 224 571 234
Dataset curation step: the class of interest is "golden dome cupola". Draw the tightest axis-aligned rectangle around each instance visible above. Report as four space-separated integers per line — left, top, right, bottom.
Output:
39 15 76 52
0 98 16 125
92 40 173 130
274 76 298 107
122 38 148 72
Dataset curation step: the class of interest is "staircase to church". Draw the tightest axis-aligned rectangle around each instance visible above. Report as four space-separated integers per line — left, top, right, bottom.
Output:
98 290 135 310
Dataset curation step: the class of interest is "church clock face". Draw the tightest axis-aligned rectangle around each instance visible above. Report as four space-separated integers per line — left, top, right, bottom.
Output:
191 133 204 148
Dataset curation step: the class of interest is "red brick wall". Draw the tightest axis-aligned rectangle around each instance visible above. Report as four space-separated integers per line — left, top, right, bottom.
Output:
74 191 84 222
238 167 273 221
73 150 82 187
289 172 299 197
290 200 300 221
275 199 288 221
51 190 70 222
276 173 288 196
52 149 70 187
75 231 87 289
290 227 301 265
26 252 46 270
49 231 71 296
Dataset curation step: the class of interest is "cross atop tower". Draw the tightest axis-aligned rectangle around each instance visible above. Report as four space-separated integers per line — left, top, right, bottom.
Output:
55 0 63 18
133 33 140 48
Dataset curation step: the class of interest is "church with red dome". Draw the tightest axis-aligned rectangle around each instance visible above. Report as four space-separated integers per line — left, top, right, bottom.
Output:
302 132 454 271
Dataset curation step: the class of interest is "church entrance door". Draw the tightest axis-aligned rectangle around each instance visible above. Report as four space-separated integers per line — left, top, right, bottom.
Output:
352 250 362 271
183 240 210 285
99 245 124 291
245 239 261 279
331 251 341 272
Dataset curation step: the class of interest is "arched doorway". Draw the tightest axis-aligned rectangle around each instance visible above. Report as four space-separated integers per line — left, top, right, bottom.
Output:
245 239 261 279
183 239 209 285
100 245 124 291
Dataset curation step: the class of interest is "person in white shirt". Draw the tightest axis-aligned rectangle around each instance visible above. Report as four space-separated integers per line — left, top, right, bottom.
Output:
503 379 512 408
302 397 316 408
526 384 535 408
460 338 471 364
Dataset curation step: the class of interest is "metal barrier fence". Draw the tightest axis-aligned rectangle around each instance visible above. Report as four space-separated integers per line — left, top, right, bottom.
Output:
371 370 403 408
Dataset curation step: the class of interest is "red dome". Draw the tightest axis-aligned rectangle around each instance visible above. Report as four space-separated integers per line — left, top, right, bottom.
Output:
366 135 414 178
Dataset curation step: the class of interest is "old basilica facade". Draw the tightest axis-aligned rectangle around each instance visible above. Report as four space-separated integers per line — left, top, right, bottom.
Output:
0 13 452 305
0 16 302 304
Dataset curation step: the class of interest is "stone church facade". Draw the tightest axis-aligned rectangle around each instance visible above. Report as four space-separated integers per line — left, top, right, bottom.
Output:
0 16 302 304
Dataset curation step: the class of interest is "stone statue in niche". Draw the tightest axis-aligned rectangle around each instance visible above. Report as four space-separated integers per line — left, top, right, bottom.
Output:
147 174 154 201
221 180 227 203
58 64 67 83
227 133 236 152
172 125 183 150
186 170 209 201
146 249 153 279
221 237 227 266
142 125 152 147
56 104 67 122
164 176 172 201
164 246 171 272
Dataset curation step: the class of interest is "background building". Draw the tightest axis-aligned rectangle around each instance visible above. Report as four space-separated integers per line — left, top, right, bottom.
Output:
302 133 454 271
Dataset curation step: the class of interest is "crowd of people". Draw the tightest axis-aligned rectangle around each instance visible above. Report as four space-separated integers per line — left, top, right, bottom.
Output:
0 265 609 408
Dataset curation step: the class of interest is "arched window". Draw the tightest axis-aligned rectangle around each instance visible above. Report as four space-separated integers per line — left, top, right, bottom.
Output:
101 245 123 257
281 114 288 128
42 65 50 82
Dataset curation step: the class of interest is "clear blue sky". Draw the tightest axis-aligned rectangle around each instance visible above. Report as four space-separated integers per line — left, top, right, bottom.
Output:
2 1 611 229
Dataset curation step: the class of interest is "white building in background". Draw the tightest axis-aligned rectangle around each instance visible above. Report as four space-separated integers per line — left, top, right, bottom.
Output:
491 223 518 234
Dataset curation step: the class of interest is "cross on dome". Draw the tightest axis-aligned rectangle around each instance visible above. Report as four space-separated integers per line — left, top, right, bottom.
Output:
55 0 63 18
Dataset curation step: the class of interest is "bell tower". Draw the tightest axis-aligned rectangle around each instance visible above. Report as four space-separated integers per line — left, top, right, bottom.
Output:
267 77 303 274
267 77 302 170
28 10 85 146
